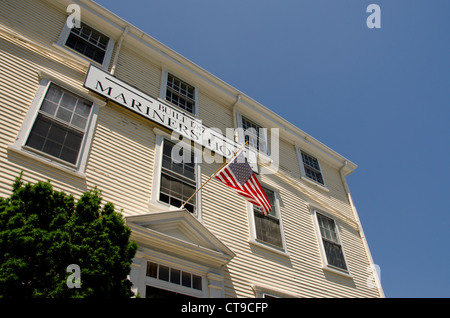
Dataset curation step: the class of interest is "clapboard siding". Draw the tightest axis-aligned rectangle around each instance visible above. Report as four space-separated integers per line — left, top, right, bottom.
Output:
113 45 162 100
0 0 382 298
198 92 234 132
85 102 156 216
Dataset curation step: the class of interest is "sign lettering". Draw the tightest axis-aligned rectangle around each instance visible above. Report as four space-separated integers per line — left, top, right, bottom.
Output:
84 65 240 159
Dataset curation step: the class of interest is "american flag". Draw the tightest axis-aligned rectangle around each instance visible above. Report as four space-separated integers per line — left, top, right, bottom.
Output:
215 151 272 215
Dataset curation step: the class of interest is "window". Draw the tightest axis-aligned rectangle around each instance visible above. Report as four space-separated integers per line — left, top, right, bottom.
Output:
159 140 197 213
11 78 100 174
56 21 115 68
241 116 267 153
299 150 325 186
146 262 202 291
165 74 196 114
24 84 93 166
253 187 283 249
65 23 109 64
315 212 348 271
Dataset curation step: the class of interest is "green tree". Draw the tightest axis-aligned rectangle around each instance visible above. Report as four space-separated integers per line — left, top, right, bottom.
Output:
0 174 137 298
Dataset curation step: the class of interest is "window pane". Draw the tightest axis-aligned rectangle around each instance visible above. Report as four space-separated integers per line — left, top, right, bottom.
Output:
146 262 158 278
182 272 191 288
40 100 58 116
170 268 181 285
56 106 72 123
27 116 51 144
64 130 83 150
75 100 92 117
71 114 88 130
60 93 77 111
48 124 67 144
42 139 62 158
159 265 170 282
254 211 283 248
323 240 347 270
192 275 202 290
45 85 63 103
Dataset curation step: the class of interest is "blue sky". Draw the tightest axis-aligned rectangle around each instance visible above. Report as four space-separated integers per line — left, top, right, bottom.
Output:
95 0 450 298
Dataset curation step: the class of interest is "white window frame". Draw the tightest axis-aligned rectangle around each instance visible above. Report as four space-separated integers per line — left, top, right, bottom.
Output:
9 75 102 177
55 20 115 70
160 69 198 117
247 186 288 255
295 147 328 191
236 113 269 155
144 260 206 298
311 208 351 277
151 131 202 217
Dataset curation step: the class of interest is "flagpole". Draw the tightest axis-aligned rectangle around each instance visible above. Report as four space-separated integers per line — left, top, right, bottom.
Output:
180 141 248 210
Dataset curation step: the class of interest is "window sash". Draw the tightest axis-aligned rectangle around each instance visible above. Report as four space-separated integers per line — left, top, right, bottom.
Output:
161 140 195 182
253 211 283 248
160 172 196 213
159 140 197 213
301 151 324 185
241 116 266 152
25 84 92 165
146 261 202 291
253 188 283 248
65 23 109 64
322 239 347 270
166 74 195 114
316 213 347 271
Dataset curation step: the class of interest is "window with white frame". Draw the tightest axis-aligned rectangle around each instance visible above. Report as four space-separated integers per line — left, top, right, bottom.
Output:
165 73 196 115
25 84 92 165
299 150 325 186
252 187 283 249
146 261 202 291
57 21 115 68
13 80 99 172
314 212 348 271
159 139 197 213
240 116 267 154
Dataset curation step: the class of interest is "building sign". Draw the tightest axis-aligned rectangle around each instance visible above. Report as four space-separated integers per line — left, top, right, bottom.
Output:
84 65 240 159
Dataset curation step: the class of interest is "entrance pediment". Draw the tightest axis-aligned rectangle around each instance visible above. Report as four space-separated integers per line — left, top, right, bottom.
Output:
126 209 235 267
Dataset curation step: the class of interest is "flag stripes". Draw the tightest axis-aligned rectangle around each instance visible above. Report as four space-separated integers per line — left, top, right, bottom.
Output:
215 159 272 215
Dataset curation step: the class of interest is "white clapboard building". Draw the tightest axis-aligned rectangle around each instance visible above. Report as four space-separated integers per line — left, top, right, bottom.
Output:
0 0 383 298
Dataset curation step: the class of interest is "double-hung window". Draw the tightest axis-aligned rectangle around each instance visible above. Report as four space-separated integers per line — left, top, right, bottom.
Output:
25 84 92 165
252 187 284 249
57 21 115 69
65 22 110 64
315 212 348 271
165 74 196 115
298 149 325 186
12 79 100 174
159 140 197 213
240 116 267 154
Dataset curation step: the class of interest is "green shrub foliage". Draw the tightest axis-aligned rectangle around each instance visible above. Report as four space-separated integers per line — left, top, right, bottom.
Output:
0 174 137 298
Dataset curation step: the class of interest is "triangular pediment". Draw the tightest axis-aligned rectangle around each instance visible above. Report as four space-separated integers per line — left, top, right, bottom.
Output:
126 209 235 267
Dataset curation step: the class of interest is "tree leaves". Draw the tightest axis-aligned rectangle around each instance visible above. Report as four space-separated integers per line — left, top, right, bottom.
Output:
0 174 137 298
